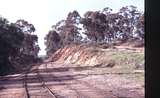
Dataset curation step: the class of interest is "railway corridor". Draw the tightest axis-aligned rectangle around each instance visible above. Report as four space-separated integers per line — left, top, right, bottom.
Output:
0 62 144 98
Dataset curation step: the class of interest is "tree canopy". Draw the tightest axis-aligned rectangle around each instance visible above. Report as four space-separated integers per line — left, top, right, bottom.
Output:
45 10 82 56
0 17 40 75
45 5 144 56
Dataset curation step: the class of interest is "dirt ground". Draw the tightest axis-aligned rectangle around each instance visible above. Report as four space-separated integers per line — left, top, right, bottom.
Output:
0 61 144 98
0 45 144 98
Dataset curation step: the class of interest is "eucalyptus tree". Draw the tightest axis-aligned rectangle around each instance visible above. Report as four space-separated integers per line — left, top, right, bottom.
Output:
0 17 24 75
44 30 61 56
80 11 107 42
13 19 40 66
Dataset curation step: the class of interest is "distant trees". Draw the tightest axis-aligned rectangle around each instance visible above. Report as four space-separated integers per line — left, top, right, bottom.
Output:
53 10 82 45
0 17 24 74
13 19 40 65
80 5 144 42
44 30 61 56
80 11 107 42
117 5 144 41
0 17 40 75
45 10 82 56
45 5 144 56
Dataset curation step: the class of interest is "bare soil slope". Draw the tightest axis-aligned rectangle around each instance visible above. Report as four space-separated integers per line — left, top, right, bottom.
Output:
46 43 144 70
0 43 144 98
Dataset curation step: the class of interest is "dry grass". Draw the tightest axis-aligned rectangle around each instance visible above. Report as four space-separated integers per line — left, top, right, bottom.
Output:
48 43 144 72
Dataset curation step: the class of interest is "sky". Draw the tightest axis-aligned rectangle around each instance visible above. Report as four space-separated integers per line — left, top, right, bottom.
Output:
0 0 144 55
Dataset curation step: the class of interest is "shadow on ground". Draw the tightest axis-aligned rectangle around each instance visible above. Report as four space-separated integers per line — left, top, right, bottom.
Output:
0 65 108 90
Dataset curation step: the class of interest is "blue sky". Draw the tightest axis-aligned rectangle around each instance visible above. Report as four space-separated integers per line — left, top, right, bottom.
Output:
0 0 144 55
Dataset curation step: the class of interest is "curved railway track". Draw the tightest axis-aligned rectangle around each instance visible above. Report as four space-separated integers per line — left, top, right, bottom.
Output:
43 64 83 98
0 62 143 98
23 66 61 98
41 63 117 98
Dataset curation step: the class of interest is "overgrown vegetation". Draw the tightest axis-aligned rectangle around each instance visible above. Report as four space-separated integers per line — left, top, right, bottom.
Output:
0 17 40 75
44 5 144 56
0 5 144 75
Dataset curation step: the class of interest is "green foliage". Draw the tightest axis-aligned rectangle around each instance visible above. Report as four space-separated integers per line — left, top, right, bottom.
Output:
45 10 82 56
44 30 61 56
81 5 144 42
0 17 40 75
0 17 24 75
45 5 144 56
11 19 40 67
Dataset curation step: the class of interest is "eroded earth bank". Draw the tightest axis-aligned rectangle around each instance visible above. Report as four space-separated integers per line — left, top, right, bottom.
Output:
0 44 144 98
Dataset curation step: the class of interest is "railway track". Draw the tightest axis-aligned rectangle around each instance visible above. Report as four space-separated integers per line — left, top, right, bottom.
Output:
1 63 117 98
43 63 117 98
36 68 65 98
22 62 119 98
43 64 83 98
23 66 60 98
